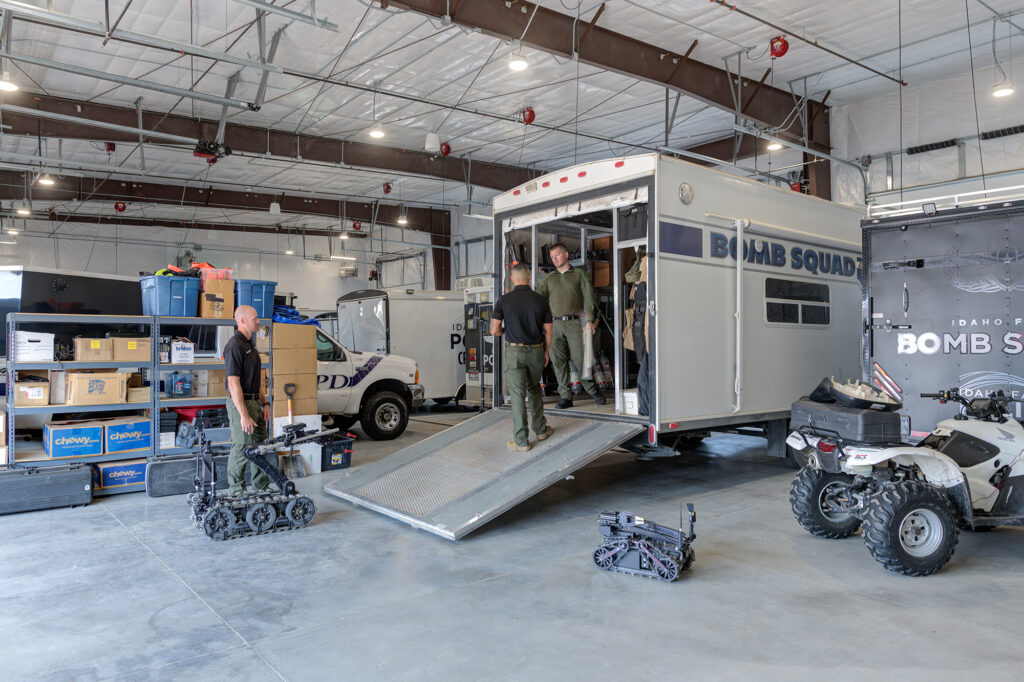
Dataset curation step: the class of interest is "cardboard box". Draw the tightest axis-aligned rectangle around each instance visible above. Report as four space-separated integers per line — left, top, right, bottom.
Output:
104 417 152 453
272 347 317 375
127 386 151 403
171 342 195 364
273 374 318 402
273 398 317 419
208 369 228 397
14 382 48 406
252 326 271 354
64 372 128 406
112 337 152 362
74 338 114 362
592 261 610 287
43 420 104 458
159 432 176 449
13 331 54 362
272 323 315 350
199 281 234 319
95 458 147 489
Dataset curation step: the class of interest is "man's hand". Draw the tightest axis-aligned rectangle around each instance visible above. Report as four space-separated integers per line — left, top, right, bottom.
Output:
544 351 549 367
584 321 596 335
241 413 257 435
262 403 271 424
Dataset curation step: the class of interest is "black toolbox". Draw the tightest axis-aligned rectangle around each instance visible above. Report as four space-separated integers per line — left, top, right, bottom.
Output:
0 463 93 515
790 398 902 444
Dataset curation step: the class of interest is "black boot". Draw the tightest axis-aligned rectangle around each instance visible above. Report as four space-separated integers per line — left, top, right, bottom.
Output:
590 392 606 406
555 398 573 409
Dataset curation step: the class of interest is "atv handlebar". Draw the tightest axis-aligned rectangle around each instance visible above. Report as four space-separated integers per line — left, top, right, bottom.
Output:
921 388 1018 421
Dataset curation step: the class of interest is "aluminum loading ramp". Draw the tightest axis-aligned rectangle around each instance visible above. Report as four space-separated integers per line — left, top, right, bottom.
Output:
323 409 644 540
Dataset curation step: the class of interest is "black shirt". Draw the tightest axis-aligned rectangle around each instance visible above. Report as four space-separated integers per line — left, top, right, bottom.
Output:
224 331 262 396
492 285 552 345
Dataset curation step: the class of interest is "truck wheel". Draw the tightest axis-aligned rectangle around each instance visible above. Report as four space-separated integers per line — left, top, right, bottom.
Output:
790 467 861 539
862 481 959 576
360 391 409 440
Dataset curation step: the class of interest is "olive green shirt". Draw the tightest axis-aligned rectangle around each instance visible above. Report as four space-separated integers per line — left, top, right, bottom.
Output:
537 266 597 322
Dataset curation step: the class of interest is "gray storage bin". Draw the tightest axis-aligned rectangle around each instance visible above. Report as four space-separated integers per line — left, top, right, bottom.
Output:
790 398 901 444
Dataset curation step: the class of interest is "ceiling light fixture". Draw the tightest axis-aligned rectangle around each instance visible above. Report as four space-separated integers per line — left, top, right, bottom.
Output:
340 233 349 240
268 201 281 215
15 203 30 216
766 141 783 151
369 128 385 139
0 71 17 92
993 81 1015 98
508 53 528 72
397 204 409 225
37 173 55 186
368 82 385 138
991 17 1015 98
7 229 19 235
330 255 357 261
285 249 295 255
464 212 493 221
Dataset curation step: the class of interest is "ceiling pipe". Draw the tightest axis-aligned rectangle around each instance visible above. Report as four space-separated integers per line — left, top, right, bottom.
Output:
232 0 339 32
0 0 281 74
0 51 251 109
0 102 197 145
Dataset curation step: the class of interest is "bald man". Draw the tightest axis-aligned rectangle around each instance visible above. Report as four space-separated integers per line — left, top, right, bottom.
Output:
224 304 271 495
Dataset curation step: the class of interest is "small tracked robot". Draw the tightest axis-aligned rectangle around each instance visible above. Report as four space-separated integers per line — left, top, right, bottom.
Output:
188 423 338 541
593 505 696 582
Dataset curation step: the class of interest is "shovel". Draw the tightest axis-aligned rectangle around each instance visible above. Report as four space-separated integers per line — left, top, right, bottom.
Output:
278 383 308 479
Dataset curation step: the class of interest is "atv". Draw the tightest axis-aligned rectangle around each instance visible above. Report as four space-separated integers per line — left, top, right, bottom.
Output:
788 384 1024 576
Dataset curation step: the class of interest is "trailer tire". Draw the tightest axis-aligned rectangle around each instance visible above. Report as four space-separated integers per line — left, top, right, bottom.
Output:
360 391 409 440
790 467 861 539
862 481 959 576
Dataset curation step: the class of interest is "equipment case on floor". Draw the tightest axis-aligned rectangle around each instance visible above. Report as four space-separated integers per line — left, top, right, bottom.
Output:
0 463 93 515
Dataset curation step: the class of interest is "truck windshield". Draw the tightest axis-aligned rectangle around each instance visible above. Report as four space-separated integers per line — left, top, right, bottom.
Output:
315 330 346 362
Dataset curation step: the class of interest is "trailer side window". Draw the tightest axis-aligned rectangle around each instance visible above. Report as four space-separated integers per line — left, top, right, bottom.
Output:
765 278 831 326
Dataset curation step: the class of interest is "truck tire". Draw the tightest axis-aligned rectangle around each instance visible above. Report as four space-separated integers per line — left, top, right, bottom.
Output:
790 467 861 539
360 391 409 440
862 481 959 576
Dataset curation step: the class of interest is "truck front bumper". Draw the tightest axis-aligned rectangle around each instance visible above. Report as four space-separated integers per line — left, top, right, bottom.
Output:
408 383 425 408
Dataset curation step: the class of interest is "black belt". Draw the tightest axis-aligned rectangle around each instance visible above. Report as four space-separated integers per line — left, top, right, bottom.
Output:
242 393 261 400
507 342 543 349
553 315 576 321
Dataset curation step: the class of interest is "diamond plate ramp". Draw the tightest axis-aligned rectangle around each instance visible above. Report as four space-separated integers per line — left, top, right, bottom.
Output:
323 408 644 539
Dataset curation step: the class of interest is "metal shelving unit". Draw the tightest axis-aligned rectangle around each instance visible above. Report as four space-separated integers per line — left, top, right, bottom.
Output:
6 313 273 497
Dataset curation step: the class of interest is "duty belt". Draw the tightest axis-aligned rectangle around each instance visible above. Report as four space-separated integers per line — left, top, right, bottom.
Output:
242 393 261 400
507 342 543 349
553 315 577 321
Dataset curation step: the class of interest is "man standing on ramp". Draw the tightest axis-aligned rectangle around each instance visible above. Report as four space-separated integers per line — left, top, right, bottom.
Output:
537 242 604 408
491 264 553 452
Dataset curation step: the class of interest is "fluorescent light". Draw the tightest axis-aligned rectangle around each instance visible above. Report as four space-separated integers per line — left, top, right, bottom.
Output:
369 127 385 139
7 229 19 235
15 204 30 216
37 174 55 186
0 72 17 92
993 81 1015 97
331 255 357 261
285 249 295 255
340 234 349 240
509 53 528 71
766 141 783 151
464 213 492 221
397 216 408 225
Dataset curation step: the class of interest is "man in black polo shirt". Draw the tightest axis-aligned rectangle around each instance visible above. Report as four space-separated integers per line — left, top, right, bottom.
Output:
490 264 553 451
224 304 270 495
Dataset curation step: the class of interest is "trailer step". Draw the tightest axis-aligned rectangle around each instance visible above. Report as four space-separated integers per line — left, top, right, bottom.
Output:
323 408 643 540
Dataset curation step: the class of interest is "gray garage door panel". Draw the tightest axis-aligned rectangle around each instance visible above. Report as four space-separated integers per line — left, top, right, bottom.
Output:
323 408 643 540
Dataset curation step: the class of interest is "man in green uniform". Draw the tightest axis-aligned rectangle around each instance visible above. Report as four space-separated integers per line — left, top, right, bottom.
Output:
224 304 271 495
537 242 605 408
491 264 553 451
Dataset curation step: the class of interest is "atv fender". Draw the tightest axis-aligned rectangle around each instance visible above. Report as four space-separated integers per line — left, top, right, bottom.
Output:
848 446 965 488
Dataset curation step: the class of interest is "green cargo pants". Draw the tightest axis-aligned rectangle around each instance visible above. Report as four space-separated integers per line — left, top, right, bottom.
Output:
227 398 271 493
550 319 598 400
504 344 548 447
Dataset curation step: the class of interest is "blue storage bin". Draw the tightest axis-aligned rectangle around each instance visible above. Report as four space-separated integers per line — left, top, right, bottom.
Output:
234 279 277 318
140 276 200 316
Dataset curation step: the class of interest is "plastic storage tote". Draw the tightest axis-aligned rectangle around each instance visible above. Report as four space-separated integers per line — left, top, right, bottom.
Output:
234 279 277 318
140 276 200 316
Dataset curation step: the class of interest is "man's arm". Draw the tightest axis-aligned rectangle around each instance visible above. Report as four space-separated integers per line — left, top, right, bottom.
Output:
536 273 549 299
489 317 504 337
490 298 504 336
543 322 553 366
580 269 597 334
227 376 256 435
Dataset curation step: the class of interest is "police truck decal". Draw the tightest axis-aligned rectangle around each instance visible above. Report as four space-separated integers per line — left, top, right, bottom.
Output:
318 355 385 390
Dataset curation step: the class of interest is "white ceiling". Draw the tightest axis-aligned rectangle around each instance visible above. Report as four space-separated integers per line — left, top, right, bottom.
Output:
1 0 1022 218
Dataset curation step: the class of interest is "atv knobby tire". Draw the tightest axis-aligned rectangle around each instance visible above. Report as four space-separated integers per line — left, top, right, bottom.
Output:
790 467 861 538
862 481 959 576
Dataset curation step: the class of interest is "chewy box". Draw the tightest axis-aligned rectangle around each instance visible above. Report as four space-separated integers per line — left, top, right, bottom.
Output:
104 418 152 453
44 420 104 458
96 459 147 489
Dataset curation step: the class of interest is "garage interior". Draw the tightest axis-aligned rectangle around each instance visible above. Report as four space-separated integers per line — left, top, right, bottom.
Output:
2 0 1023 679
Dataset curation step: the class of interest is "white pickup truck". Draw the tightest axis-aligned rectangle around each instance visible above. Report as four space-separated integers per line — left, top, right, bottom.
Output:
314 327 424 440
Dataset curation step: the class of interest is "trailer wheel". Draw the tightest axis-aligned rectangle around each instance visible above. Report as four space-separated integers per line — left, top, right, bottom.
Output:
360 391 409 440
790 467 861 538
862 481 959 576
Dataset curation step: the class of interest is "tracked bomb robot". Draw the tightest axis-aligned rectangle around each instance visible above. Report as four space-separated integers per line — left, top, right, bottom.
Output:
188 423 338 541
593 505 696 582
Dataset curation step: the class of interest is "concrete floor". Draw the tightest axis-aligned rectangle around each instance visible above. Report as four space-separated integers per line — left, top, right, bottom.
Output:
4 409 1024 681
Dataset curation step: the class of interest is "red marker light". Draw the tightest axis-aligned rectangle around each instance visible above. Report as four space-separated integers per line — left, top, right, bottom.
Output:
648 425 656 444
542 181 550 187
578 171 587 177
559 176 568 183
513 190 520 196
614 161 625 168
